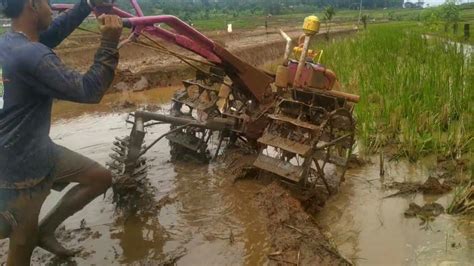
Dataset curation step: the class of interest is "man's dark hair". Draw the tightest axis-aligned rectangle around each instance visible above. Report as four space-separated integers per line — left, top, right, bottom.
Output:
1 0 28 18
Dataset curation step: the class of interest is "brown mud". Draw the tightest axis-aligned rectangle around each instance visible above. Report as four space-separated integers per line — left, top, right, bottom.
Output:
0 88 473 265
256 183 351 265
404 202 445 218
385 176 453 198
216 150 351 265
3 90 348 264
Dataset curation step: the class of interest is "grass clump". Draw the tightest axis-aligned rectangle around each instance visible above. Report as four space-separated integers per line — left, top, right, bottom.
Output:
315 23 473 161
447 181 473 215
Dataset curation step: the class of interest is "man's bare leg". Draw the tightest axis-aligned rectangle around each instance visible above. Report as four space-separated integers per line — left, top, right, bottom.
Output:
6 189 49 266
38 166 112 257
7 227 38 266
0 215 12 239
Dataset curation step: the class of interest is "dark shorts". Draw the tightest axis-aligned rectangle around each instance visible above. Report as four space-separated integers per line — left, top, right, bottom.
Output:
0 144 102 242
49 145 101 192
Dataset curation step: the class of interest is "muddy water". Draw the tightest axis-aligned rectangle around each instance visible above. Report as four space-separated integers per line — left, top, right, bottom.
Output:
1 88 270 265
51 86 179 120
317 159 473 265
1 87 473 265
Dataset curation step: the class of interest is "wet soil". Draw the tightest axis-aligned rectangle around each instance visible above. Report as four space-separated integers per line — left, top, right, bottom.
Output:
0 88 472 265
256 183 351 265
217 150 351 265
385 176 453 198
1 106 271 265
1 88 345 264
404 202 445 218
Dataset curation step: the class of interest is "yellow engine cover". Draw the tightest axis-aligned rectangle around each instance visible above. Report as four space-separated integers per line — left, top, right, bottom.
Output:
303 15 320 35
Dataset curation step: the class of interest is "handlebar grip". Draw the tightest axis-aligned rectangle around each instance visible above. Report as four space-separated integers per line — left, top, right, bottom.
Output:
122 19 132 29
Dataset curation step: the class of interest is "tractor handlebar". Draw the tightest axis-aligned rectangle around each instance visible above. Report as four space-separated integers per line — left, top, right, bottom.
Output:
51 1 273 103
122 18 132 29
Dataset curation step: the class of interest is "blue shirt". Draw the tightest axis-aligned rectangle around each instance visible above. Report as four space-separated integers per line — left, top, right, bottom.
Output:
0 1 119 188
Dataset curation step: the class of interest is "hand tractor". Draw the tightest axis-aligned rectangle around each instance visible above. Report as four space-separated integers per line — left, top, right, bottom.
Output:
53 1 360 199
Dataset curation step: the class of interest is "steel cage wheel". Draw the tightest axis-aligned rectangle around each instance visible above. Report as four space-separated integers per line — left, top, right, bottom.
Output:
301 108 355 194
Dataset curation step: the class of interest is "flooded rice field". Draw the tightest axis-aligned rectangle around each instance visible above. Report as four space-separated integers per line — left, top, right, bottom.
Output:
317 159 473 265
0 88 472 265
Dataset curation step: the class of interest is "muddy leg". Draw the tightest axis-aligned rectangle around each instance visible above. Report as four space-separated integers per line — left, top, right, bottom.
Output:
7 233 36 266
0 215 12 239
38 166 112 257
6 188 50 266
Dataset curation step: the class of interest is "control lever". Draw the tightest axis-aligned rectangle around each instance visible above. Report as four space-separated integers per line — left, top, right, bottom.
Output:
122 18 133 29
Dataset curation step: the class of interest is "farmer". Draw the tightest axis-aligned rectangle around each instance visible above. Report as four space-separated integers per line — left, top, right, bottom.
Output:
0 0 122 265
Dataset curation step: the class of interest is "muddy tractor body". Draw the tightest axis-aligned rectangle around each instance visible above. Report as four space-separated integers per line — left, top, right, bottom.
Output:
53 1 359 195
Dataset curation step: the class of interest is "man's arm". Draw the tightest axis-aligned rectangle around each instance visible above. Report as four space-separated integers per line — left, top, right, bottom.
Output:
32 40 119 103
39 0 92 49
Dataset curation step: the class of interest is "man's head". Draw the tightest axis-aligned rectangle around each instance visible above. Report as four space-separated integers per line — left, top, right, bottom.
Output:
1 0 53 31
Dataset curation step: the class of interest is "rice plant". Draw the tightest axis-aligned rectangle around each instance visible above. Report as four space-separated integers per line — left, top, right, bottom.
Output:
447 181 474 215
315 23 473 161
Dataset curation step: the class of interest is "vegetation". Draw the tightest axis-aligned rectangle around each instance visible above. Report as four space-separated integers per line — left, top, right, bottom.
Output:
420 2 473 44
52 0 404 18
324 5 336 39
44 1 473 37
313 23 473 161
361 14 369 29
447 181 473 215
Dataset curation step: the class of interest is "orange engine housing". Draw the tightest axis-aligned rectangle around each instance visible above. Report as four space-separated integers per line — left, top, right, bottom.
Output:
287 60 337 90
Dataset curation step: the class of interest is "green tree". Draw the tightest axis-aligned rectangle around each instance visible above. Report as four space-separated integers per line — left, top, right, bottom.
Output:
324 5 336 40
421 7 441 32
361 14 369 29
440 0 460 33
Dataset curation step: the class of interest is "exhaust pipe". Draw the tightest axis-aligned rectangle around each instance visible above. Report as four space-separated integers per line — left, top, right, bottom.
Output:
294 35 312 87
279 29 293 66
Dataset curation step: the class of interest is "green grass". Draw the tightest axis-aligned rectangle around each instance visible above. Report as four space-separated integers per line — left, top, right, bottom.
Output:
313 23 473 161
177 5 474 33
190 8 420 31
189 4 474 34
191 12 307 31
38 8 414 35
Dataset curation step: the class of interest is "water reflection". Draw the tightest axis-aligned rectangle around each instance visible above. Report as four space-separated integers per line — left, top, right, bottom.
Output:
111 214 166 263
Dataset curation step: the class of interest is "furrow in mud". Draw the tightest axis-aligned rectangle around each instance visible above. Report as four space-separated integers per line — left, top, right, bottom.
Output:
219 150 351 266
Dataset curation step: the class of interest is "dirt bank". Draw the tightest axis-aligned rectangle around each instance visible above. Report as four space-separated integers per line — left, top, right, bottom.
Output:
57 25 356 92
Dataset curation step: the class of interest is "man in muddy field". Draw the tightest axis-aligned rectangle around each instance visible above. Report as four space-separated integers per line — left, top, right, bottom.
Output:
0 0 123 265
